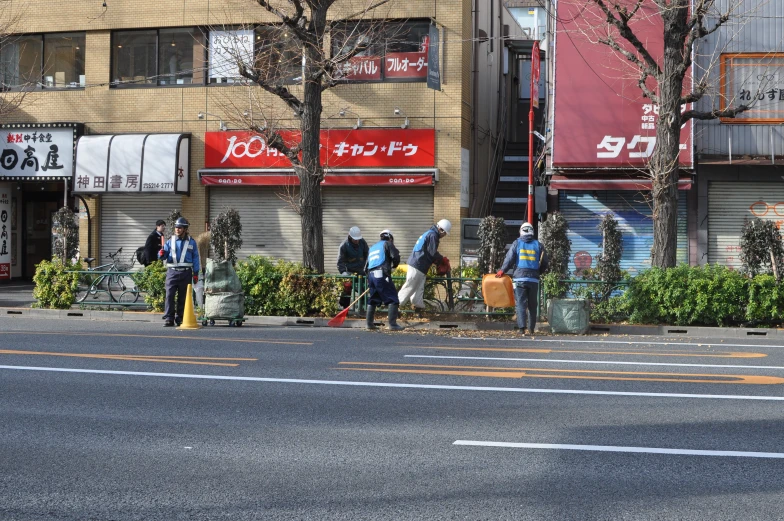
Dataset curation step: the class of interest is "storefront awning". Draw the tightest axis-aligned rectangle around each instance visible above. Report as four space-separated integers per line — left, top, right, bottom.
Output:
549 175 692 191
73 134 190 194
198 168 437 187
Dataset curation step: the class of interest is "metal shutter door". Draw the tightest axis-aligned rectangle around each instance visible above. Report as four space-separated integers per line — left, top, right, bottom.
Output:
708 182 784 269
559 190 688 276
322 187 434 273
209 187 303 262
100 193 182 269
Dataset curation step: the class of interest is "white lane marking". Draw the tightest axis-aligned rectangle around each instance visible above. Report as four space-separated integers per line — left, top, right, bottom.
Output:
453 440 784 459
4 364 784 401
405 354 784 371
449 338 784 349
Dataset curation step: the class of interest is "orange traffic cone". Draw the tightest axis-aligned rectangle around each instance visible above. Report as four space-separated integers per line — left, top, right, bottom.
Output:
178 283 201 330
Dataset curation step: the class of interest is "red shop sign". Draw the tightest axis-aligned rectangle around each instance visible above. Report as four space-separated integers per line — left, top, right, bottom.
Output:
343 56 382 81
552 0 692 169
0 263 9 280
200 173 434 187
204 128 435 169
384 52 428 79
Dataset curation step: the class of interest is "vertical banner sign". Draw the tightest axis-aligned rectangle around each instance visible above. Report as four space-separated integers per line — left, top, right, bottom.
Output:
531 41 540 109
427 24 441 91
0 183 10 279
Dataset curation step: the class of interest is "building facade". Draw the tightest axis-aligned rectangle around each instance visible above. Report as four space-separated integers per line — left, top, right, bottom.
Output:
0 0 528 280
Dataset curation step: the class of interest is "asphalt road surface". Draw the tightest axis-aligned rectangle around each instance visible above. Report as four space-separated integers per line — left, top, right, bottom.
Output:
2 316 784 520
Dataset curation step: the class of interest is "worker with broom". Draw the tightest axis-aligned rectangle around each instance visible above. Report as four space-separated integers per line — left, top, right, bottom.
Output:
365 229 404 331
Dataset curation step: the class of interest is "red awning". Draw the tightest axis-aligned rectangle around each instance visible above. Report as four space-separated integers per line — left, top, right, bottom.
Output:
199 172 435 187
549 175 692 191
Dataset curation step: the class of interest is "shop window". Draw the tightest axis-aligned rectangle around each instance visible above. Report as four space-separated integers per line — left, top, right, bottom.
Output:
208 26 301 85
331 20 430 82
43 33 85 88
720 53 784 124
113 28 205 87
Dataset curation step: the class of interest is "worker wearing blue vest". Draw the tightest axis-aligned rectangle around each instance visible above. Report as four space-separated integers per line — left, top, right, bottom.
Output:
398 219 451 310
158 217 201 327
497 222 548 334
365 229 403 330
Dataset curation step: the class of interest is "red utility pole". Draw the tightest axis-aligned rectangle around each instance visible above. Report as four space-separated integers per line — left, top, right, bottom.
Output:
527 41 540 225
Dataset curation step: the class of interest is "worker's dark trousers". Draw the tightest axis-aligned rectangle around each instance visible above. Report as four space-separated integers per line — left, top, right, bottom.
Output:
164 268 192 322
514 281 539 332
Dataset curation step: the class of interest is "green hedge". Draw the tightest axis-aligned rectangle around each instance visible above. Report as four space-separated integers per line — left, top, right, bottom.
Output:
236 256 342 317
33 260 79 309
135 261 168 312
623 264 784 326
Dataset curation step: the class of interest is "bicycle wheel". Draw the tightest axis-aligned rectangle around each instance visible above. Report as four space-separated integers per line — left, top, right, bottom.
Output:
75 274 103 303
109 274 139 303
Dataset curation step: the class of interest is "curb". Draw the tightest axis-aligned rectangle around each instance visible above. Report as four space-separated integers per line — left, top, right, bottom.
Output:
3 306 783 338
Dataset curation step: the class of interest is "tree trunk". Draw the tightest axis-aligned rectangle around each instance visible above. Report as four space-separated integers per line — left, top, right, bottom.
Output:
296 8 328 273
649 3 688 269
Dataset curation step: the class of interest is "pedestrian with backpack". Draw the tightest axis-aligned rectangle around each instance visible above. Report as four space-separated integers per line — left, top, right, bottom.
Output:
141 219 166 266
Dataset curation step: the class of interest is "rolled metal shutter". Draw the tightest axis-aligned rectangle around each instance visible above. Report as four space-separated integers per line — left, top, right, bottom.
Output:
708 181 784 269
559 190 688 276
100 193 182 269
209 187 303 262
323 187 434 273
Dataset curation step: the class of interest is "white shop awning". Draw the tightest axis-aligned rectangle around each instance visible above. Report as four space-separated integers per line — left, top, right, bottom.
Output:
73 133 191 194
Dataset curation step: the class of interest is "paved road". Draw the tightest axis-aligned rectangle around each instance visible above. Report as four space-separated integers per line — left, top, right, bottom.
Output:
2 317 784 520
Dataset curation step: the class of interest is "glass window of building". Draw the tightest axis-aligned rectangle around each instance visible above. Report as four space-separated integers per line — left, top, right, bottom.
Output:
0 35 43 88
113 31 157 86
43 33 85 88
253 26 301 85
159 28 202 85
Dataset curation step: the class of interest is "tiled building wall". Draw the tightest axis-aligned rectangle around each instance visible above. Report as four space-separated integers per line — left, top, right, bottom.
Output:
5 0 468 263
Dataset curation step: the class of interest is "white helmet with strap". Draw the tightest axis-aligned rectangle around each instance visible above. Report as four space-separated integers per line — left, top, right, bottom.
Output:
348 226 362 240
436 219 452 235
520 222 534 236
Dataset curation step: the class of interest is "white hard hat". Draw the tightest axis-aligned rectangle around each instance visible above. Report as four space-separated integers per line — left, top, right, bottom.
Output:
348 226 362 240
520 222 534 235
380 229 394 240
436 219 452 235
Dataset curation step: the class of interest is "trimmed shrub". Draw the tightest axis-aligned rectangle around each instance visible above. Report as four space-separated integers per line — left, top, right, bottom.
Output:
746 274 784 324
236 255 342 317
626 265 747 326
210 207 243 264
33 260 79 309
135 260 167 311
740 218 784 279
52 207 79 264
477 216 506 274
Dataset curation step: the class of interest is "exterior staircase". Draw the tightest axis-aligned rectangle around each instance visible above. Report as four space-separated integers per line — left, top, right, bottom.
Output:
489 141 530 244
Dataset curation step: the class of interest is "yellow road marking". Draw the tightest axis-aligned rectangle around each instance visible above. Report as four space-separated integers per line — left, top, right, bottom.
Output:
0 349 257 367
336 362 784 385
402 346 767 359
2 331 311 346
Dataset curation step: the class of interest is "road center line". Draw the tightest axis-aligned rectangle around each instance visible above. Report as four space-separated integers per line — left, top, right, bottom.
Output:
453 440 784 459
4 365 784 401
404 354 784 371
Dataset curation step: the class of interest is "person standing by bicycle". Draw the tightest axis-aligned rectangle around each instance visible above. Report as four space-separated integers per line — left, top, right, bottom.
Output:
159 217 200 327
142 219 166 266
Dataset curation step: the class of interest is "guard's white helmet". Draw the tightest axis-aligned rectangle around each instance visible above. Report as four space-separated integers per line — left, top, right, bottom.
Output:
520 222 534 235
436 219 452 235
380 229 394 240
348 226 362 240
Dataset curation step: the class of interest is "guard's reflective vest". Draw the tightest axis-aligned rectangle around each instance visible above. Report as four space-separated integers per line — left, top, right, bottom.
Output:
167 236 194 268
516 240 542 271
367 240 387 270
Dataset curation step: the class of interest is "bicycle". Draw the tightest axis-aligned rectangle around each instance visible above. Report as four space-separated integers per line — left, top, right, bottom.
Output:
75 247 141 304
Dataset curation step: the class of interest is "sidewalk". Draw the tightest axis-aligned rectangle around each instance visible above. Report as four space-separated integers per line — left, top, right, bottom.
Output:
2 302 784 339
0 282 37 308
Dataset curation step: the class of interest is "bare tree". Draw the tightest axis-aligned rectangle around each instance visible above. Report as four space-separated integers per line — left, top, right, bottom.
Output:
574 0 750 268
213 0 396 273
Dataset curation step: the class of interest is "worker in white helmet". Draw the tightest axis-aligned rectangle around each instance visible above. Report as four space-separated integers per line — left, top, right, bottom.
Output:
398 219 451 310
497 222 548 335
337 226 369 309
365 229 403 330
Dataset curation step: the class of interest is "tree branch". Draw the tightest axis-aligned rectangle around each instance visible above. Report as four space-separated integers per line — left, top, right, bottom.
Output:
238 62 304 115
250 124 302 166
592 0 662 77
255 0 309 41
682 1 731 74
680 104 749 124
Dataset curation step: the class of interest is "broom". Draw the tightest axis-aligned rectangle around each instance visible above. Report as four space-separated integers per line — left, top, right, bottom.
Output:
327 288 370 327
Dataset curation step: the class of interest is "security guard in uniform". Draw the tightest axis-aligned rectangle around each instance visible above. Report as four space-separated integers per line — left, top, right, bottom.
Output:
365 229 404 331
497 222 548 334
159 217 201 327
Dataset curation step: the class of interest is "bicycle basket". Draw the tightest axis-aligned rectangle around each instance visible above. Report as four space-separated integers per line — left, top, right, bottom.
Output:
115 251 136 271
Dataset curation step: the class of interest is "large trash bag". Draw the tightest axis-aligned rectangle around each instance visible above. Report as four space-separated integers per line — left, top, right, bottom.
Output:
205 292 245 319
547 298 590 334
205 259 242 294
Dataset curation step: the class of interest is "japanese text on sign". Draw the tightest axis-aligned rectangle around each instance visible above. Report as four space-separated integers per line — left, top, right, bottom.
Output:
0 128 74 178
